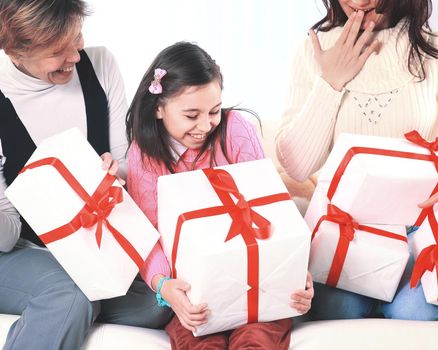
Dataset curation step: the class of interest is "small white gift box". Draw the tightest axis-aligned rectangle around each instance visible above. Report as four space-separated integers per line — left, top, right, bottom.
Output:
317 132 438 225
410 215 438 305
158 159 311 336
5 128 159 301
305 185 409 301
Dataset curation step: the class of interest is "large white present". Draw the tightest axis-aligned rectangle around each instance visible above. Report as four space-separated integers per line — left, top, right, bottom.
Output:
158 159 310 336
317 132 438 225
305 185 409 301
5 128 159 301
410 213 438 305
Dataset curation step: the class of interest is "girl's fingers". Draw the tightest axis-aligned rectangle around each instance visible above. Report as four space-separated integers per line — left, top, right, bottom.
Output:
290 301 310 313
179 317 196 332
186 309 210 322
185 302 208 315
186 316 209 327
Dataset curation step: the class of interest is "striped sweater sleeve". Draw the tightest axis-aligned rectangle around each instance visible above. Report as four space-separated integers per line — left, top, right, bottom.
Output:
127 143 171 289
275 38 345 182
226 111 265 162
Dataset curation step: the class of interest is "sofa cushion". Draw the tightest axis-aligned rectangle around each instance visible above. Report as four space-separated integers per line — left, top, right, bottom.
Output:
2 314 438 349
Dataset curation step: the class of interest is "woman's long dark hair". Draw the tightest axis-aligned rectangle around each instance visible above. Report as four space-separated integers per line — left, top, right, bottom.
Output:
126 42 260 173
312 0 438 80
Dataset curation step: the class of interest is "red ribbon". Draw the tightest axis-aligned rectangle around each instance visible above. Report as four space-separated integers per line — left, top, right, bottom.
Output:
171 167 291 323
322 130 438 289
312 204 408 287
19 157 145 270
327 131 438 228
410 207 438 291
405 131 438 172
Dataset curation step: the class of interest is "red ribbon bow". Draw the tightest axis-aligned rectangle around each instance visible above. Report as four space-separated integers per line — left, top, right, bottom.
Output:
18 157 145 270
410 207 438 290
312 204 407 287
78 186 123 247
405 131 438 172
319 130 438 289
205 169 272 242
171 167 290 323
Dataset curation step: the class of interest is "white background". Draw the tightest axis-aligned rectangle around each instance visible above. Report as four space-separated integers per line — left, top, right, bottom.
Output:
82 0 438 120
2 1 438 120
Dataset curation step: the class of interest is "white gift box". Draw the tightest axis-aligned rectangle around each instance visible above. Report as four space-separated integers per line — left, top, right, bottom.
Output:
305 185 409 301
5 128 159 301
411 217 438 305
317 133 438 225
158 159 311 336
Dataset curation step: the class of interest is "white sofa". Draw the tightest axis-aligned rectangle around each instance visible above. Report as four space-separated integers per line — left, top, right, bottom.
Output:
2 312 438 349
1 119 438 349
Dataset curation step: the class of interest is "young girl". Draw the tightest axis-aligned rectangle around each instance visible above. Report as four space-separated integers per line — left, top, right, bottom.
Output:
276 0 438 320
126 42 314 349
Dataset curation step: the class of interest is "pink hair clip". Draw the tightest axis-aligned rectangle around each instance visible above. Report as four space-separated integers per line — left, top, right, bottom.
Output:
149 68 167 94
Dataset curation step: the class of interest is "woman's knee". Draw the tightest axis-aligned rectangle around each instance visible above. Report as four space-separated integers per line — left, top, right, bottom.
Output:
383 285 438 321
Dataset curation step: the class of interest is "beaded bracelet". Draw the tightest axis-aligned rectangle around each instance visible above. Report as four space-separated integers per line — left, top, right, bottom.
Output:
156 277 171 307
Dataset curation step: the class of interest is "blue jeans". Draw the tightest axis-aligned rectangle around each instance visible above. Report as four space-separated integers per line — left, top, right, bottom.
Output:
309 231 438 321
0 247 173 350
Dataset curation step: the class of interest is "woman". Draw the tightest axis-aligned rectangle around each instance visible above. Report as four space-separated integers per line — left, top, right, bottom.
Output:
0 1 171 349
276 0 438 320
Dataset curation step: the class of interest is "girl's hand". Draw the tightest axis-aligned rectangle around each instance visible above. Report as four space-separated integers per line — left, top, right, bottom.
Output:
309 10 380 91
290 271 314 314
160 278 209 332
100 152 125 185
418 192 438 208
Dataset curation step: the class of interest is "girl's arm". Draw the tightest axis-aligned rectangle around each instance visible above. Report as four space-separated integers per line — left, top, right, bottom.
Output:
128 143 209 330
127 143 171 288
226 111 265 162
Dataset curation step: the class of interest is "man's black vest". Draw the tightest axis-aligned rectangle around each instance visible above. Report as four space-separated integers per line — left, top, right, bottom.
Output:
0 50 110 246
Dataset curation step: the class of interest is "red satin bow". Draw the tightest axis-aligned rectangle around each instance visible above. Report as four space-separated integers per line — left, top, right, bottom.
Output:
171 167 290 323
312 204 407 287
205 169 272 242
18 157 145 270
410 244 438 288
405 130 438 172
410 207 438 290
78 186 123 247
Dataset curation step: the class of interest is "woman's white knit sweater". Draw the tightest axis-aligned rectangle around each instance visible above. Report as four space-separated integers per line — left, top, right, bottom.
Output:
276 20 438 182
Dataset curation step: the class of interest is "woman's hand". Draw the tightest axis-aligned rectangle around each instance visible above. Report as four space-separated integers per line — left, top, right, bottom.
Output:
309 10 380 91
100 152 125 185
290 271 314 314
160 278 209 332
418 192 438 209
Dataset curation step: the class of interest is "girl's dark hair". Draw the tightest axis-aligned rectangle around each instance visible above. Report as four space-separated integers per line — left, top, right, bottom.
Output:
127 42 257 173
312 0 438 80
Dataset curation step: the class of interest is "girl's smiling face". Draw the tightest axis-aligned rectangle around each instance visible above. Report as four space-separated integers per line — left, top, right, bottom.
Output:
156 80 222 149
